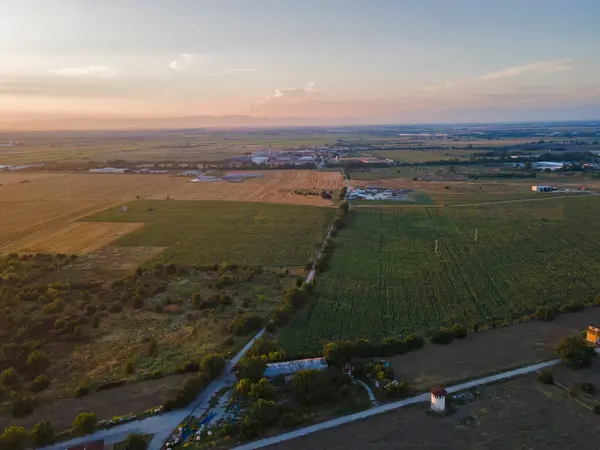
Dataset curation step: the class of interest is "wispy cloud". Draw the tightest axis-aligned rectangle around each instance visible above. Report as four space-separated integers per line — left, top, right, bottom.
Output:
476 59 573 81
49 66 118 78
260 81 320 104
211 68 260 76
169 53 196 71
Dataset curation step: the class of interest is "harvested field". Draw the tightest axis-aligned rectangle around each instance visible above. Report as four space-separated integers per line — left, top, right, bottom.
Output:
0 170 341 254
1 222 144 254
148 170 344 206
271 373 600 450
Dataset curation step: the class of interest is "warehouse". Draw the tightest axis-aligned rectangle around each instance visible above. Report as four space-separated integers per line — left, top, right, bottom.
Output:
531 185 555 192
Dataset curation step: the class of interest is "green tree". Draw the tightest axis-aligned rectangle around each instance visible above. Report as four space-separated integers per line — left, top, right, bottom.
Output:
31 421 55 446
199 354 225 380
556 335 596 369
124 434 147 450
0 426 27 450
235 357 266 382
72 412 97 435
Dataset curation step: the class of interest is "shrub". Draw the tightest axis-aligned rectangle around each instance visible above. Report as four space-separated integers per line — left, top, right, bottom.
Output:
84 305 96 316
75 383 90 397
271 303 293 326
73 412 97 435
278 411 301 428
191 293 203 309
95 380 126 391
162 375 207 411
265 321 276 333
31 421 55 446
27 350 50 374
295 277 304 288
284 287 309 310
559 301 585 314
130 295 144 309
200 354 226 380
594 404 600 414
385 380 409 398
0 426 27 450
123 360 135 375
216 275 233 289
581 382 596 395
145 338 158 356
430 329 454 345
220 294 233 306
124 434 147 450
176 361 199 374
248 399 279 427
538 370 554 384
556 335 596 369
30 375 50 393
235 357 267 382
229 313 262 336
535 305 556 321
449 324 468 339
11 396 37 418
0 368 19 387
404 334 425 350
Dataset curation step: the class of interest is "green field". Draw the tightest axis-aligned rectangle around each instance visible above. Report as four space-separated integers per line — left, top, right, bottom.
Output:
369 149 472 163
83 200 334 266
280 196 600 354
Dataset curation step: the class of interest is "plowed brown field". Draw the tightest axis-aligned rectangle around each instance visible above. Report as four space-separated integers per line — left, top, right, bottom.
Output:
0 170 342 254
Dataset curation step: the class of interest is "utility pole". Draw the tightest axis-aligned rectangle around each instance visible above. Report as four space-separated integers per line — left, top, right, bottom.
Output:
434 239 438 254
474 228 478 243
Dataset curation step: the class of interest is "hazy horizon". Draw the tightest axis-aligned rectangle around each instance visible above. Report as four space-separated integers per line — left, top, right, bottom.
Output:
2 0 600 129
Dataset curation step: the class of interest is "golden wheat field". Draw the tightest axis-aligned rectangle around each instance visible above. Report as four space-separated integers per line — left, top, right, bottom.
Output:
0 170 343 254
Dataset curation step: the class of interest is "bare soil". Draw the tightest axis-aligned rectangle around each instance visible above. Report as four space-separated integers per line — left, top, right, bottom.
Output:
271 373 600 450
391 308 600 392
0 374 187 432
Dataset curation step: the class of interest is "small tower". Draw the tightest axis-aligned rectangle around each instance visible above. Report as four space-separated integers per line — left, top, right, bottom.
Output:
430 387 447 412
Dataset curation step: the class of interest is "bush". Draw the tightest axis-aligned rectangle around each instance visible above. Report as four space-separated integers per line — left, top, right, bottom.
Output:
0 426 27 450
594 405 600 414
284 287 309 309
430 329 454 345
265 321 276 333
385 380 409 398
95 380 126 391
535 305 556 321
75 383 91 397
271 303 293 326
220 294 233 306
124 434 147 450
162 375 207 411
581 382 596 395
30 375 50 393
123 360 135 375
559 301 585 314
538 370 554 384
0 368 19 388
235 357 267 382
176 361 199 374
11 396 37 418
130 295 144 309
27 350 50 374
72 412 97 435
556 335 596 369
248 399 279 427
404 334 425 350
449 324 468 339
278 411 301 428
32 421 55 446
216 275 233 289
229 313 262 336
200 354 226 380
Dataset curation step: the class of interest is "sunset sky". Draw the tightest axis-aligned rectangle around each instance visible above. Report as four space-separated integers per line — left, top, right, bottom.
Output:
1 0 600 125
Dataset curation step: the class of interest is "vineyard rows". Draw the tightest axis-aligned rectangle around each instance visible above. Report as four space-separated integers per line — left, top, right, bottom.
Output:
280 196 600 354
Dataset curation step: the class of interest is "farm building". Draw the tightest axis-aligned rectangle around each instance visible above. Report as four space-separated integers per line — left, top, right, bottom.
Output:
180 170 203 177
88 167 127 174
263 357 328 378
531 185 554 192
430 388 447 412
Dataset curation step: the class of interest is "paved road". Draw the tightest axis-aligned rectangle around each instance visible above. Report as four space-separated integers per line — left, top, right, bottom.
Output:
232 359 560 450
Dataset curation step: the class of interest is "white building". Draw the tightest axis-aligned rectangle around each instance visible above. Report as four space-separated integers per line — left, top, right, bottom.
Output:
263 357 328 378
531 185 554 192
430 388 447 412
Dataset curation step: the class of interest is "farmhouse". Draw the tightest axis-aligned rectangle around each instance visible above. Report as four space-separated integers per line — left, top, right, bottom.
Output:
263 357 328 378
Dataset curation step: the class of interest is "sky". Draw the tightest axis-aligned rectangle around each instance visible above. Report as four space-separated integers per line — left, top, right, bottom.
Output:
1 0 600 126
